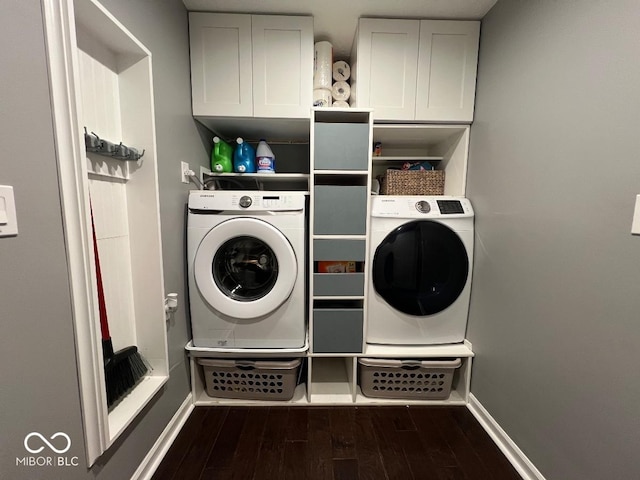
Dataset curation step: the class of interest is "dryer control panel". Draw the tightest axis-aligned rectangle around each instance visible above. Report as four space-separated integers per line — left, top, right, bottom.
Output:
371 195 473 218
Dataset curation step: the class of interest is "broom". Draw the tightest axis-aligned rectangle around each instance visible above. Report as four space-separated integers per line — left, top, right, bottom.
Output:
90 203 148 408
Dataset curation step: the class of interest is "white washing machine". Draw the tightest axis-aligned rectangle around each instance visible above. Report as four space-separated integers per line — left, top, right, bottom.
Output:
187 191 307 348
367 196 474 345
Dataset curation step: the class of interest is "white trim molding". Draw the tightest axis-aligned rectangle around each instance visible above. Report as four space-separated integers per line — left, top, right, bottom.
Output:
130 394 194 480
42 0 108 465
467 394 547 480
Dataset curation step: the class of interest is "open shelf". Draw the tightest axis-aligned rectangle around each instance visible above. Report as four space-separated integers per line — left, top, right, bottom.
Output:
204 172 309 179
309 357 355 403
185 339 308 358
186 343 474 406
372 124 467 146
107 376 167 442
372 124 469 196
364 341 474 358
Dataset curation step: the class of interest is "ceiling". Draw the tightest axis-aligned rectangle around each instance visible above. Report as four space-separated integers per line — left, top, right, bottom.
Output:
183 0 497 58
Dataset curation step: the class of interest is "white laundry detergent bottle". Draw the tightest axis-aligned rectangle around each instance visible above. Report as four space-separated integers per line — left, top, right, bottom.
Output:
256 139 275 173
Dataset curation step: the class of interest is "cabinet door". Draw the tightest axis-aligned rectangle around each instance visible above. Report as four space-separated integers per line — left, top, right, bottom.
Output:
356 19 420 121
415 21 480 123
189 13 253 117
252 15 313 118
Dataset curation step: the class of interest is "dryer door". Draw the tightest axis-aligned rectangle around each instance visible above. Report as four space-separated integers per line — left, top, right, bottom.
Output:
372 220 469 316
194 218 297 319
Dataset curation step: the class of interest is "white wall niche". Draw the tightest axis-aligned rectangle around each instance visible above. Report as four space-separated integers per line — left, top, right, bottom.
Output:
45 0 169 464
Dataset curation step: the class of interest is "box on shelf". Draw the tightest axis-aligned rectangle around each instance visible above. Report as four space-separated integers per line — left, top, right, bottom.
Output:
358 357 461 400
198 358 301 401
380 169 445 195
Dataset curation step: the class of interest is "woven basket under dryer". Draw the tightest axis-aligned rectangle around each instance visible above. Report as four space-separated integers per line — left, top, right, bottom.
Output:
381 169 445 195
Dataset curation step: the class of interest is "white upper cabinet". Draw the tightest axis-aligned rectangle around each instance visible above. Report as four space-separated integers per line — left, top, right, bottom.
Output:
355 19 420 121
189 13 253 117
189 13 313 120
416 21 480 122
252 15 313 118
355 18 480 123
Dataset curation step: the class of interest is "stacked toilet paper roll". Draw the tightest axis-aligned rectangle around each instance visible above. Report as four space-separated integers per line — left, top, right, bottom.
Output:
330 60 352 107
332 61 350 82
332 81 351 102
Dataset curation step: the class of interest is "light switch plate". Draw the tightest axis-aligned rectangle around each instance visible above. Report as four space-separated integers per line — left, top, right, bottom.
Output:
0 185 18 237
632 195 640 235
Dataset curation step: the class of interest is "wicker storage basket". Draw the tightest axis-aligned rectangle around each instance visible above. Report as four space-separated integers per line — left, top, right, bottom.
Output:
381 169 445 195
198 358 301 400
358 357 461 400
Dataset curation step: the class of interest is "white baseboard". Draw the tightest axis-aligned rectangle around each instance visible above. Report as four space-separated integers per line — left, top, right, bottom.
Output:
130 394 194 480
467 394 546 480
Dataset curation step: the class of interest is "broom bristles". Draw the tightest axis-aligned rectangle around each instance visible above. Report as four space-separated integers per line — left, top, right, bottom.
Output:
104 346 148 408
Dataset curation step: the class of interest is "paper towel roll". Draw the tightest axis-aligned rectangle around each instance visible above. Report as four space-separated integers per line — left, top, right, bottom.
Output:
332 61 351 81
314 41 333 89
332 81 351 102
332 100 349 108
313 88 332 107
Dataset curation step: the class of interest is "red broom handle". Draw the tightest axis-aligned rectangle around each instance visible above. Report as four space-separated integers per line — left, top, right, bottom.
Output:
90 203 110 341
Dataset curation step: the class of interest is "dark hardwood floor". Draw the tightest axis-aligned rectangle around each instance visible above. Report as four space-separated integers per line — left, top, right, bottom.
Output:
151 406 521 480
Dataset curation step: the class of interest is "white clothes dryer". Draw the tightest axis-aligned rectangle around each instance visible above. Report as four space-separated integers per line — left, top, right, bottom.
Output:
187 191 306 348
367 196 474 345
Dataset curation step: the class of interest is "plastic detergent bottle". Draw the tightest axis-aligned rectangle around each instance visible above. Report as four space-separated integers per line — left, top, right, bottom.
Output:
211 136 233 173
233 137 256 173
256 139 275 173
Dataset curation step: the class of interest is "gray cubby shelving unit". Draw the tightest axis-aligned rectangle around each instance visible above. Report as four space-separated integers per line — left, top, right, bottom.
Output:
308 108 373 403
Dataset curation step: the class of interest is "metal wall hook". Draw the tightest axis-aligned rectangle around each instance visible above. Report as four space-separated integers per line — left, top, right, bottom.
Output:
84 127 101 152
83 127 145 161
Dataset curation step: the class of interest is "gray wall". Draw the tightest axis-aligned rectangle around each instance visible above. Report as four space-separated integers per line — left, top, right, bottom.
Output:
466 1 640 479
0 0 208 478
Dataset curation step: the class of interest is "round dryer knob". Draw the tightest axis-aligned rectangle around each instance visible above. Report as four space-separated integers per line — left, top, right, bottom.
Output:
415 200 431 213
239 196 252 208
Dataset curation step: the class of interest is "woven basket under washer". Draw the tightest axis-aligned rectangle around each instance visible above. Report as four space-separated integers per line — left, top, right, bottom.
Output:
198 358 301 400
358 357 461 400
381 169 445 195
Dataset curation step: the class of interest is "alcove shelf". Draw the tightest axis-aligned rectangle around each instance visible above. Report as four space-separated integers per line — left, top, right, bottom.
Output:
72 0 169 463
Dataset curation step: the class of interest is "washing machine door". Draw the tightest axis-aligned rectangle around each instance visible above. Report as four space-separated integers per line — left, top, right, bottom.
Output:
194 217 297 319
372 220 469 316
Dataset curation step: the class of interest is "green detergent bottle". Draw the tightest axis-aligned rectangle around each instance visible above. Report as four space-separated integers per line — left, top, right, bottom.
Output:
211 137 233 173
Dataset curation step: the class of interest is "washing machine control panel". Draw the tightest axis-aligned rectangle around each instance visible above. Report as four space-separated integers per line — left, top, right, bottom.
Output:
188 191 306 212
